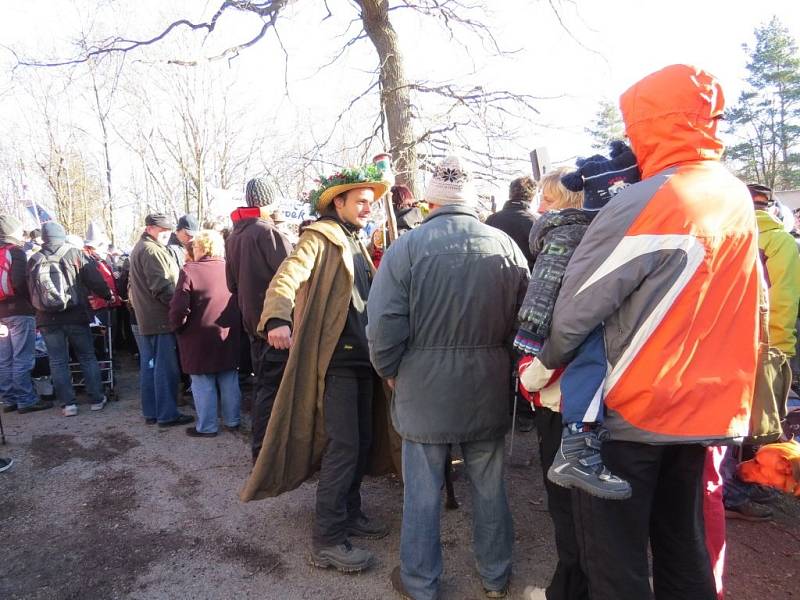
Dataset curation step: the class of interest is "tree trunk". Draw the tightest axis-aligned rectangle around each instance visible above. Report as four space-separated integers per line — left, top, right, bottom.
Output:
357 0 418 197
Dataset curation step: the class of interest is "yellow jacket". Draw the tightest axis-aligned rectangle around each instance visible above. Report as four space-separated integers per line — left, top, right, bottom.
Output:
757 210 800 356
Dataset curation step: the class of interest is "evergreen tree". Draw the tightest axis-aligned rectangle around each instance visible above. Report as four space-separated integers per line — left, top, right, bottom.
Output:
585 100 625 150
726 17 800 189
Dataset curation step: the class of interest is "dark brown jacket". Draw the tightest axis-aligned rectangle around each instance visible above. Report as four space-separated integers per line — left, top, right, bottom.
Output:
129 233 179 336
169 257 241 374
225 207 292 337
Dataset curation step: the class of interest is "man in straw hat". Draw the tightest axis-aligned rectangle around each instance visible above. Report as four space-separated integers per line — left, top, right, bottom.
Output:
368 155 530 600
240 165 395 573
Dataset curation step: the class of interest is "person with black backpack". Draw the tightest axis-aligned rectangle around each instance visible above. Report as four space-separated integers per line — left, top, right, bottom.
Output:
27 222 112 417
0 215 50 413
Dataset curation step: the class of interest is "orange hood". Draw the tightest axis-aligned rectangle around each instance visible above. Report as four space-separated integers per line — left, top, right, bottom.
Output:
619 64 725 179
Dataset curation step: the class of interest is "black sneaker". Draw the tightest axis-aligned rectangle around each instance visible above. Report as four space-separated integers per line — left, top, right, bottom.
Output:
309 540 373 572
145 417 157 425
0 457 14 473
346 514 390 539
749 485 781 505
547 427 632 500
158 414 195 428
2 404 17 413
185 426 217 438
18 400 54 414
725 500 773 522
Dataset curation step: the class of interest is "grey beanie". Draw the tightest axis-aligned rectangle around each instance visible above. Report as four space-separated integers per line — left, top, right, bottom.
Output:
42 222 67 244
245 177 278 209
0 215 23 244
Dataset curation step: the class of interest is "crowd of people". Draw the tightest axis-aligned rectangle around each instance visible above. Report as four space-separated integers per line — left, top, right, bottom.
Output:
2 63 800 600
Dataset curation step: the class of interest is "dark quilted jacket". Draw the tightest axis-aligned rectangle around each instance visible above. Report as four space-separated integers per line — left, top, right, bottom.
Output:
514 209 594 354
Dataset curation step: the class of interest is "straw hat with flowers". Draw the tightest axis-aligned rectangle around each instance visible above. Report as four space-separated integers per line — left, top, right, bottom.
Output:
308 165 389 215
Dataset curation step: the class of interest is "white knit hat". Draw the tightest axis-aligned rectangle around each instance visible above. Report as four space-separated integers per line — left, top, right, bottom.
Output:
425 155 476 206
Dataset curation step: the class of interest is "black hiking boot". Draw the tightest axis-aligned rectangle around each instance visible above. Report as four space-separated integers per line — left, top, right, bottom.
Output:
547 427 632 500
309 540 373 573
346 514 390 539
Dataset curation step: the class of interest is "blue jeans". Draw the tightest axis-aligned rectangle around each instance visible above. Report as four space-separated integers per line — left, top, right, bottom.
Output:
0 315 38 408
400 438 513 600
560 326 607 424
134 330 181 423
190 370 241 433
721 448 753 508
41 324 104 406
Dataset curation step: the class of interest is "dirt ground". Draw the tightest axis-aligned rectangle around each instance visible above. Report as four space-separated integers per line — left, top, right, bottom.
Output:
1 354 798 600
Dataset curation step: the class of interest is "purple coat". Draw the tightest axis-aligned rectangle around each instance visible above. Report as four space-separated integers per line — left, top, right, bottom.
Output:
169 257 241 374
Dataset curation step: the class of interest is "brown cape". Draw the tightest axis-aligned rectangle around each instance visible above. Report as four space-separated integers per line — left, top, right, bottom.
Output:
239 219 399 502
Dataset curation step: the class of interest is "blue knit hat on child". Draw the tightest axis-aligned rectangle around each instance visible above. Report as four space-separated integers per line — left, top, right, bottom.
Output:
561 141 640 211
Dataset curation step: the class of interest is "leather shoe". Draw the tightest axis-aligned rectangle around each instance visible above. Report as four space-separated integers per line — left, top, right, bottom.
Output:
158 413 195 428
18 400 54 414
186 426 217 438
390 566 414 600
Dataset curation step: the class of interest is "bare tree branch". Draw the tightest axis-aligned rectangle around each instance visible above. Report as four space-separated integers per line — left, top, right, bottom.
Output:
546 0 608 65
15 0 292 68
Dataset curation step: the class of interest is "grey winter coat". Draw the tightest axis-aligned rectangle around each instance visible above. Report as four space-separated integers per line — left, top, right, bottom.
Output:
367 205 529 444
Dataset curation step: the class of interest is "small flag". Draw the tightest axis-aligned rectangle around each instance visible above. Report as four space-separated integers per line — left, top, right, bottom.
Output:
24 202 54 226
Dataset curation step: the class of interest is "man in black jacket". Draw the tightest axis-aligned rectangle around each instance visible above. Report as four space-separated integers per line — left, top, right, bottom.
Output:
0 216 48 413
485 176 539 433
225 177 293 462
485 176 538 270
27 222 111 417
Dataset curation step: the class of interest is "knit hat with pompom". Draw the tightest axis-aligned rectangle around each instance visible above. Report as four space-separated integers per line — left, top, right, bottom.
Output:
561 141 640 211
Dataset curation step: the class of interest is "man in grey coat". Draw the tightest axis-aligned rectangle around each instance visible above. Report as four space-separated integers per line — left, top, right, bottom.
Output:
367 156 529 600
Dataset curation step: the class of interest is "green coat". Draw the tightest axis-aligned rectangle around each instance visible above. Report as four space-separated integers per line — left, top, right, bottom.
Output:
757 210 800 356
128 233 179 336
239 219 397 501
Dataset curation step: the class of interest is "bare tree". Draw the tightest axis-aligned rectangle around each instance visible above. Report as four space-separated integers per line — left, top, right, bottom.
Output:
15 1 541 197
85 54 124 244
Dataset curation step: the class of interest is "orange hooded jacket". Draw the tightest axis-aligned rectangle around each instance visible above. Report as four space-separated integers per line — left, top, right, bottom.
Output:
539 65 759 444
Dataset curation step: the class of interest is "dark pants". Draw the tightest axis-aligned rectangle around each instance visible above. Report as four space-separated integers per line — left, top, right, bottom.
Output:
249 335 287 461
312 367 373 548
573 441 716 600
533 407 589 600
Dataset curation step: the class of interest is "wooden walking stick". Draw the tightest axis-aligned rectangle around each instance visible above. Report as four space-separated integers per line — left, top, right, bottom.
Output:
372 153 398 246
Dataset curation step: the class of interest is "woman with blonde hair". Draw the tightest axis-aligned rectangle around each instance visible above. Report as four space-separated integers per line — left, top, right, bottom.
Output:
169 230 242 437
536 166 584 214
